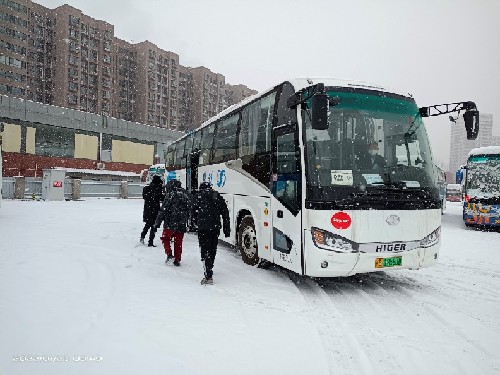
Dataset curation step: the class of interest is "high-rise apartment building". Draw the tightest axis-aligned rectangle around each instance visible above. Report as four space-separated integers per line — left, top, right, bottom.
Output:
449 113 499 173
51 5 114 115
0 0 257 132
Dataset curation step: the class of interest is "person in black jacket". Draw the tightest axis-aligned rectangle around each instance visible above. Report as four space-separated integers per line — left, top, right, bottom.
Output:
357 141 386 170
140 175 165 247
193 181 230 285
154 179 191 266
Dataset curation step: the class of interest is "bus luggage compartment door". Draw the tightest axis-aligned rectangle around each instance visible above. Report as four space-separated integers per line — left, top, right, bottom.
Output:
271 200 303 275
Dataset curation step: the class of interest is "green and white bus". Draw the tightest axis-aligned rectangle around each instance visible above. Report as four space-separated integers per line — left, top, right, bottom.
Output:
164 78 478 277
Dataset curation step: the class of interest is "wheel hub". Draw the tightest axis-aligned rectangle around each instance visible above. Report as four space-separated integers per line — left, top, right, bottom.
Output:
241 227 256 257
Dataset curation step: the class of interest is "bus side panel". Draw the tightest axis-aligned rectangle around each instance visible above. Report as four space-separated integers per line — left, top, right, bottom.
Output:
218 193 235 246
232 195 273 263
271 198 302 275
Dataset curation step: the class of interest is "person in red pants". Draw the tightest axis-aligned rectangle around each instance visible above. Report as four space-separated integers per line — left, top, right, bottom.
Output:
154 180 191 266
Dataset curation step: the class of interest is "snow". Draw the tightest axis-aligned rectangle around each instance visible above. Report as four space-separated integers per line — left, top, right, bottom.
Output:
468 146 500 156
52 167 140 177
0 199 499 375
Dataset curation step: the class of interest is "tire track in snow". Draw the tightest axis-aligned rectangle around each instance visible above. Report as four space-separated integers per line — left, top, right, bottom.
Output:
289 274 377 375
317 277 406 375
355 275 488 375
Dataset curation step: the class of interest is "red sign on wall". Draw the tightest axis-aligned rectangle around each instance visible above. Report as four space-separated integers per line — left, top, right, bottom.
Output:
331 212 352 230
53 181 63 187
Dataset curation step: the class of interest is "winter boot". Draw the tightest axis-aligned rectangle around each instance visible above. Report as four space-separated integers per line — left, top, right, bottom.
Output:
165 255 174 264
148 241 157 247
173 260 180 267
200 277 213 285
140 237 145 244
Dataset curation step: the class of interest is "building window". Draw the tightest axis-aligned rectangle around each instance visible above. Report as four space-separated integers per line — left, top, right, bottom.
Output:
69 15 80 26
67 94 77 104
69 28 78 39
34 123 75 158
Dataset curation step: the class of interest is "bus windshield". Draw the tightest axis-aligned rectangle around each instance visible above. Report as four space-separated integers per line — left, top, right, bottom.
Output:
466 155 500 200
303 88 438 209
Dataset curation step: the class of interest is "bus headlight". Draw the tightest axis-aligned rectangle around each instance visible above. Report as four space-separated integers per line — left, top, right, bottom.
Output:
420 227 441 248
311 227 357 253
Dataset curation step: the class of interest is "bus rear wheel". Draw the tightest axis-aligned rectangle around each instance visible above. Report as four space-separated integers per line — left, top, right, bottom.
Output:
238 216 259 266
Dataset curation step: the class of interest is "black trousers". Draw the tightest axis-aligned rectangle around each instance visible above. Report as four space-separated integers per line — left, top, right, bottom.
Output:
198 230 219 279
141 220 157 243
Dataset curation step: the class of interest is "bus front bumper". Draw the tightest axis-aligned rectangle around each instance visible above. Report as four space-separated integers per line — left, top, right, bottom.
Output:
303 234 440 277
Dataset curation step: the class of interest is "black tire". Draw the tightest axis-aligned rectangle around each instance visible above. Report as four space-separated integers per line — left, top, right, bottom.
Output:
238 215 259 266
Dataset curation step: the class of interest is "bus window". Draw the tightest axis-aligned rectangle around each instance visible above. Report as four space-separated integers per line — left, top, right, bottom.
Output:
185 135 193 167
275 131 300 213
165 144 175 170
174 139 186 169
199 123 215 166
213 113 239 163
193 130 203 152
240 92 275 158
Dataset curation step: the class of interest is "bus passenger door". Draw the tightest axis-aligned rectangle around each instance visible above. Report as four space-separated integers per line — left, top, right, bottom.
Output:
187 150 200 231
271 124 303 274
188 150 200 193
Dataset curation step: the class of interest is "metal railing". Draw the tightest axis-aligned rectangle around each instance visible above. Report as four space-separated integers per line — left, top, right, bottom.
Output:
2 177 145 199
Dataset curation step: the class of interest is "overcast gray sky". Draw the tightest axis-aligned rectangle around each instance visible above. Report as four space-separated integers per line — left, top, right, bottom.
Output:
37 0 500 169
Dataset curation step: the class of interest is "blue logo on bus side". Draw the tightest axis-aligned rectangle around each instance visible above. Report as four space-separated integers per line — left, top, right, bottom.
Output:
217 170 226 188
202 170 226 188
202 171 213 185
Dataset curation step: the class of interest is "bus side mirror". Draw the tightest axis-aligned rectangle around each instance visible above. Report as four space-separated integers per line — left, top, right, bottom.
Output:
311 92 329 130
463 110 479 140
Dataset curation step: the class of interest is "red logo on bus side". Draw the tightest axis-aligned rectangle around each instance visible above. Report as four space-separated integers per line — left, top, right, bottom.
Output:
331 212 352 230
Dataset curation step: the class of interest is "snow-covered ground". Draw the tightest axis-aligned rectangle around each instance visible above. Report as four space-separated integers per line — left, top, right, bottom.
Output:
0 199 498 375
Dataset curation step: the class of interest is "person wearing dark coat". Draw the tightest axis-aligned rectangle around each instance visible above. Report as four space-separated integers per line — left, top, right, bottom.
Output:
154 179 191 266
140 175 165 246
357 141 386 170
193 181 230 285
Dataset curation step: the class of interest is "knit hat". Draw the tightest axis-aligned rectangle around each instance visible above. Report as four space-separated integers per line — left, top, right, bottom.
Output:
199 181 212 190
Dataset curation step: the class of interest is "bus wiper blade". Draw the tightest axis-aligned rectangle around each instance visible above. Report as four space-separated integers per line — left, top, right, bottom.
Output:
370 181 408 189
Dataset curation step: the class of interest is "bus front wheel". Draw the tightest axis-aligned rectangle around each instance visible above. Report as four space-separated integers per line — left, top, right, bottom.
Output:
238 216 259 266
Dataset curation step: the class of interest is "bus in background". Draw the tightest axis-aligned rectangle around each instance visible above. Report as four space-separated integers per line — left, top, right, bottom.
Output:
446 184 462 202
436 166 447 213
463 146 500 228
165 78 478 277
145 164 166 185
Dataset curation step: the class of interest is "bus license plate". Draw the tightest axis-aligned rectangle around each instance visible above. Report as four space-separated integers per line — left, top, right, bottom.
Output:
375 256 402 268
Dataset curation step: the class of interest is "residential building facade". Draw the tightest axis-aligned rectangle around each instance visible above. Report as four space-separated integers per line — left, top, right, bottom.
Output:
0 0 257 133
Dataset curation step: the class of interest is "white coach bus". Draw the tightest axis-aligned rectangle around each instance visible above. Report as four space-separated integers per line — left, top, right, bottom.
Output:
165 78 478 277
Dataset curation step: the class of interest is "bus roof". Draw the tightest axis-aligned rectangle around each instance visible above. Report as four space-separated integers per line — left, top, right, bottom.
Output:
468 146 500 157
178 78 412 141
